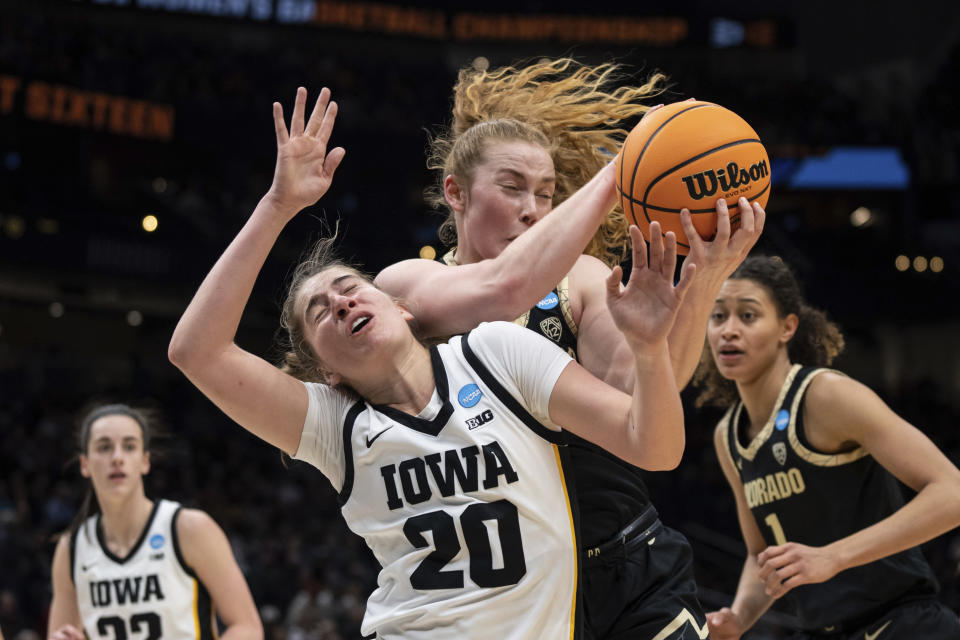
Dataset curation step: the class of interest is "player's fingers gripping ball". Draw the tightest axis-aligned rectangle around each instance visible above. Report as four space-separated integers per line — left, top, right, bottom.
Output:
615 101 771 255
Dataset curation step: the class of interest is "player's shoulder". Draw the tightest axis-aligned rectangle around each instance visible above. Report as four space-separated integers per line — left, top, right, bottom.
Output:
804 369 868 414
302 378 356 407
570 253 611 277
468 320 533 346
53 529 73 557
374 258 445 289
174 507 220 540
567 254 612 302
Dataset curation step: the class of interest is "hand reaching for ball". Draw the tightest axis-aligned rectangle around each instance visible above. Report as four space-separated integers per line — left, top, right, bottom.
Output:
606 223 696 351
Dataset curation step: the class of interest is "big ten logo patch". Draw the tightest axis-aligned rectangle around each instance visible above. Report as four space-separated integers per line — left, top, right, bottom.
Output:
466 409 494 430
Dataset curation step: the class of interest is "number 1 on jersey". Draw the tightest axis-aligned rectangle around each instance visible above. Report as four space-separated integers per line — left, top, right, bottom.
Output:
763 512 787 545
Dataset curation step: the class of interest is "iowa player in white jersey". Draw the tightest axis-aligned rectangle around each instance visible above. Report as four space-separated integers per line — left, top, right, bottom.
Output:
48 404 262 640
167 86 697 638
375 58 765 640
695 256 960 639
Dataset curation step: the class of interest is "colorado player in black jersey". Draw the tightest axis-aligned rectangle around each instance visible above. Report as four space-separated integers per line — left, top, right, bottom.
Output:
375 57 765 639
696 256 960 639
47 404 262 640
168 85 700 638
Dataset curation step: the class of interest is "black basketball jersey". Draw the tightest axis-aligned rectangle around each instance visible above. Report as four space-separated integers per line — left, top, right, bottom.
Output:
719 365 938 633
514 280 651 547
440 249 652 547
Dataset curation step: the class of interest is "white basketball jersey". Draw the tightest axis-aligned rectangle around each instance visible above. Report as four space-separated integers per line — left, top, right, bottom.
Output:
336 329 581 639
71 499 217 640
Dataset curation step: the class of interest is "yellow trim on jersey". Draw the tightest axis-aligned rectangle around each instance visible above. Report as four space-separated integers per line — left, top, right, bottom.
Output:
650 608 709 640
552 444 578 640
443 248 579 340
512 311 531 328
734 364 802 462
787 368 869 466
556 277 578 339
717 406 739 472
192 578 200 639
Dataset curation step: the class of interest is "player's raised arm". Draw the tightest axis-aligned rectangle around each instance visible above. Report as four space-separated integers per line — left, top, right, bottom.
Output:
375 160 618 337
168 87 344 455
548 224 695 470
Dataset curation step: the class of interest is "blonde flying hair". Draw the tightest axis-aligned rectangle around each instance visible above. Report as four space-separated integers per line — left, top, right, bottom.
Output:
427 57 666 267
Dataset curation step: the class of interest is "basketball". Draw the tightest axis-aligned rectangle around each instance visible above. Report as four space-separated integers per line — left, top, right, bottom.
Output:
616 101 770 255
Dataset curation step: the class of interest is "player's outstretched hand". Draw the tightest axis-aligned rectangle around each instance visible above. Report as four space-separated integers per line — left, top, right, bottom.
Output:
48 624 85 640
680 196 765 286
265 86 346 220
606 223 696 350
706 607 745 640
757 542 841 599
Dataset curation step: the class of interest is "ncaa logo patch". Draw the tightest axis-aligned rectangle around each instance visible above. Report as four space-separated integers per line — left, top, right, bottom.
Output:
536 292 559 310
775 409 789 431
458 383 483 408
149 534 165 549
539 317 562 342
772 442 787 466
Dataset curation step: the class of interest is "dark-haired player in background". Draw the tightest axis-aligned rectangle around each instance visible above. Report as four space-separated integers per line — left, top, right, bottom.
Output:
697 255 960 639
47 404 262 640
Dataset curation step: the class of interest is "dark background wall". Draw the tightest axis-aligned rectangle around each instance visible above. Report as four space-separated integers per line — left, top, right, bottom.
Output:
1 1 959 638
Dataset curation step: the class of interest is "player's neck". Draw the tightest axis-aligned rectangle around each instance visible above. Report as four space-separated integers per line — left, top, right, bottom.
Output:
99 493 154 553
736 356 793 438
354 341 435 414
453 242 482 266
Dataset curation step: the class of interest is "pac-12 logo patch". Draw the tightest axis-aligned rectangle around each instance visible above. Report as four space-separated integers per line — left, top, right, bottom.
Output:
458 384 483 408
149 534 165 549
774 409 789 431
772 442 787 466
539 317 562 341
536 292 559 310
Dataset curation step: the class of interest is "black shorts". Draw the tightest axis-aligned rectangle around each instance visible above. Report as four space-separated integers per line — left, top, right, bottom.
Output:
581 505 708 640
789 599 960 640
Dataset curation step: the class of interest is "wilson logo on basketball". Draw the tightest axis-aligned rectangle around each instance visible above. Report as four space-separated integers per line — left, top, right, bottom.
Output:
680 159 769 200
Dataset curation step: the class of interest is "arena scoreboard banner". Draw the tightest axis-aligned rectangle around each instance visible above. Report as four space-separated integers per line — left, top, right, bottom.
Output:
0 74 175 141
61 0 792 48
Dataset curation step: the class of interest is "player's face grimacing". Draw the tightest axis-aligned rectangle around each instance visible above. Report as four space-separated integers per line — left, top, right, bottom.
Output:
707 278 796 384
80 414 150 497
453 140 555 262
296 266 415 384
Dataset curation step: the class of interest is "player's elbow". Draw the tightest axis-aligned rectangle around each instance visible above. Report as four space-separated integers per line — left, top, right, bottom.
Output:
639 446 684 472
628 423 685 471
167 331 212 375
487 270 539 318
224 619 263 640
941 473 960 526
246 619 265 640
167 333 192 371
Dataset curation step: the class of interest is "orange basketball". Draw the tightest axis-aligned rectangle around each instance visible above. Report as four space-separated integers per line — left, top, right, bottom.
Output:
615 101 770 255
